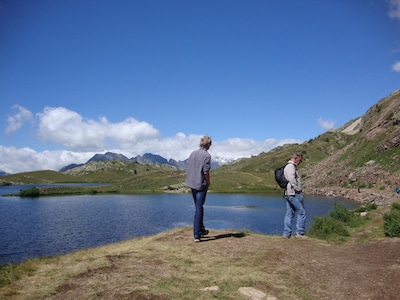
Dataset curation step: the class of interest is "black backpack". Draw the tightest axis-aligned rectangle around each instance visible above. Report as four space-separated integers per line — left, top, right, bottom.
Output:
274 164 288 188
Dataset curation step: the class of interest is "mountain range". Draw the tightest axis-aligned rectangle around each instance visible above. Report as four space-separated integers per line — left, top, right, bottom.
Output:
58 152 232 173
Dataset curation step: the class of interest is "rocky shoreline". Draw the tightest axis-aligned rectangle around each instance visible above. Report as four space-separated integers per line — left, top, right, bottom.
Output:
306 186 399 206
0 180 15 186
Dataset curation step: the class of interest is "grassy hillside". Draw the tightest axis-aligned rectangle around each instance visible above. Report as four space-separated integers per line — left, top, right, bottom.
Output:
1 170 86 184
1 162 186 195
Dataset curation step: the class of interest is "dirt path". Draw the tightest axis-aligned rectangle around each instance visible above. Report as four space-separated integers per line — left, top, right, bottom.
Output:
181 230 400 300
47 229 400 300
279 237 400 299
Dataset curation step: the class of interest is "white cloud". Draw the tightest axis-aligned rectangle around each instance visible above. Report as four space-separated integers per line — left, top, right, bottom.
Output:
0 105 304 174
318 118 335 130
389 0 400 20
5 105 34 135
0 135 303 174
120 135 303 162
36 107 160 151
0 146 96 174
209 138 300 160
392 61 400 72
126 133 199 161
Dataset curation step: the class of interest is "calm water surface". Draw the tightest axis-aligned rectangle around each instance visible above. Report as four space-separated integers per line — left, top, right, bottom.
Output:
0 184 358 265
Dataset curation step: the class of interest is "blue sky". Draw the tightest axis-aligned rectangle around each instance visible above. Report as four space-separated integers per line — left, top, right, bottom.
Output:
1 0 399 174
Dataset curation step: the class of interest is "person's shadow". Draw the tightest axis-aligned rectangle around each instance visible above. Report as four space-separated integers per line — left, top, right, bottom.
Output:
200 232 246 242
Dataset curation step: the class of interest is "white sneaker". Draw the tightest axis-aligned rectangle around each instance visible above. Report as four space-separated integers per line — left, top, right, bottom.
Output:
294 233 308 239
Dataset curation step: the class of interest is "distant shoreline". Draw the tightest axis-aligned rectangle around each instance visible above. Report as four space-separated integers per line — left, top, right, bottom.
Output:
2 181 398 206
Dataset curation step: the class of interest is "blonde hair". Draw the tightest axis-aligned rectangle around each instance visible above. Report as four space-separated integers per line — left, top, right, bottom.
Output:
199 136 212 149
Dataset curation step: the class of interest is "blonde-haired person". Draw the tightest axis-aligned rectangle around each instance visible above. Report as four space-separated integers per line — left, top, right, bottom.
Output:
186 136 212 242
282 152 307 239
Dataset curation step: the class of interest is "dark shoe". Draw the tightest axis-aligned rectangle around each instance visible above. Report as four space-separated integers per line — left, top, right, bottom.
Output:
201 229 209 237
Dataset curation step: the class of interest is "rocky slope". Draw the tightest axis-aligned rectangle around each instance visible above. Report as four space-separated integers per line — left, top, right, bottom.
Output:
303 90 400 205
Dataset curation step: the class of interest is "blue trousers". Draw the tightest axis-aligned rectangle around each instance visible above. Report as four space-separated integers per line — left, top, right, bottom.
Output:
283 192 306 236
191 187 207 239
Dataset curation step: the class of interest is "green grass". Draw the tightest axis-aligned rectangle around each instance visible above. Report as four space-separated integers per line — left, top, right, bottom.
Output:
383 203 400 237
2 170 85 184
308 202 376 244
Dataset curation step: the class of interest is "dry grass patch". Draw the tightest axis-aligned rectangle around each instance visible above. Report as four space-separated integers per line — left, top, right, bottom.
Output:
1 226 400 300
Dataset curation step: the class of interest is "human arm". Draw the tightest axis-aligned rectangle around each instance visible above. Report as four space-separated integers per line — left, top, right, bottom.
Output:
203 152 211 187
204 172 210 187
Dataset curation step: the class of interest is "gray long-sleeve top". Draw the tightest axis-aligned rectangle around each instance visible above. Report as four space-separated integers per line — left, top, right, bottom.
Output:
185 148 211 190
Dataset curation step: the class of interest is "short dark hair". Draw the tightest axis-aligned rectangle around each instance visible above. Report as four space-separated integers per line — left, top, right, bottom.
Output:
292 152 303 159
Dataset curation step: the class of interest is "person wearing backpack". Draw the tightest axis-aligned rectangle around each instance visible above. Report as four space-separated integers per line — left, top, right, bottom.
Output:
282 152 307 239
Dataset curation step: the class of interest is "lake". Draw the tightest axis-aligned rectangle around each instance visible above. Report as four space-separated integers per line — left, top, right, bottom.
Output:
0 184 359 265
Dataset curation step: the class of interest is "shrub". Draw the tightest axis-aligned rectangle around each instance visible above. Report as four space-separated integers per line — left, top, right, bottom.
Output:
383 203 400 237
329 202 370 228
353 202 378 213
391 202 400 211
309 202 373 242
347 214 369 228
353 207 366 213
19 186 40 197
309 216 350 242
366 202 378 211
329 202 353 222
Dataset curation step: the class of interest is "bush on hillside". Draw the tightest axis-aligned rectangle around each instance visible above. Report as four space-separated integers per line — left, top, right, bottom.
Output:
391 202 400 210
309 202 372 242
328 202 369 228
308 216 350 243
383 203 400 237
353 202 378 213
329 202 353 222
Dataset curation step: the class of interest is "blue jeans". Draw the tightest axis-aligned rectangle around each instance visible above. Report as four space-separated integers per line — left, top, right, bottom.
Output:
191 187 208 239
283 192 306 236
